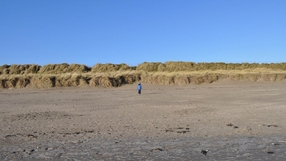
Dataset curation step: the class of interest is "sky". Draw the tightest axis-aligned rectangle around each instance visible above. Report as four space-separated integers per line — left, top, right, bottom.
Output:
0 0 285 67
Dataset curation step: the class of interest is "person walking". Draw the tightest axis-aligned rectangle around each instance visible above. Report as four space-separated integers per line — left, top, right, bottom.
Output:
137 83 142 94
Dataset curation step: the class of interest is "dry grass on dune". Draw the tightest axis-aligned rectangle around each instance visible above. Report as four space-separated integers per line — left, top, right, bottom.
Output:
0 64 41 75
137 62 286 72
91 63 135 73
140 69 286 85
0 63 91 75
1 62 286 88
38 63 91 74
2 62 286 75
0 71 142 89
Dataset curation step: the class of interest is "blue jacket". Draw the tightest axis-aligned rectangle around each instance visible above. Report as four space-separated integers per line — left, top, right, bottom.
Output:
137 84 142 90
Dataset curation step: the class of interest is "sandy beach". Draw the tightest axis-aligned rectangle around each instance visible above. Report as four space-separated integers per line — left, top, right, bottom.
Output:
1 80 286 160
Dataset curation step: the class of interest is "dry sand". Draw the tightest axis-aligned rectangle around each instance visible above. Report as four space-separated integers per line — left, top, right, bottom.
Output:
1 80 286 160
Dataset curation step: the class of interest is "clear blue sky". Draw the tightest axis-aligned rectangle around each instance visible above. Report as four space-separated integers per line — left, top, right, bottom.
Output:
1 0 285 67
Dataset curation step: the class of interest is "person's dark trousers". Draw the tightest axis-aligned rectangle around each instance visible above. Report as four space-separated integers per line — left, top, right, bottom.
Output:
138 90 141 94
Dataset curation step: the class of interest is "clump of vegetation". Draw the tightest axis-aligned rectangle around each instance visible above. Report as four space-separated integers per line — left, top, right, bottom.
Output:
164 61 196 71
91 63 134 73
137 62 163 72
38 63 91 74
0 64 10 75
0 64 40 75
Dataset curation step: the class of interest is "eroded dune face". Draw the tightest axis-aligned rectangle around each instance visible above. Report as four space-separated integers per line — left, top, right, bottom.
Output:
1 62 286 89
1 72 286 89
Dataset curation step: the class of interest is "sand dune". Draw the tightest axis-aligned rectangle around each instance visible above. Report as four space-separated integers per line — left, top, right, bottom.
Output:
1 62 286 89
